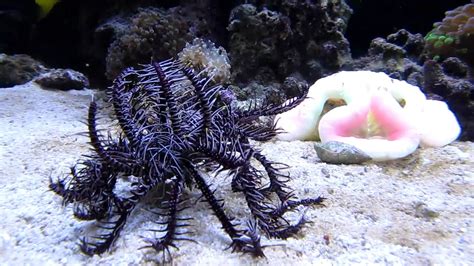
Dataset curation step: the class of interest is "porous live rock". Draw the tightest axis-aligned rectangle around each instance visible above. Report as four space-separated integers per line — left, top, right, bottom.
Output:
227 1 352 85
236 81 283 106
34 69 89 90
440 56 469 78
225 79 302 130
103 3 216 80
314 141 372 164
386 28 425 58
0 54 47 88
346 29 425 88
234 75 309 113
104 7 190 79
227 4 291 83
423 58 473 140
282 75 310 98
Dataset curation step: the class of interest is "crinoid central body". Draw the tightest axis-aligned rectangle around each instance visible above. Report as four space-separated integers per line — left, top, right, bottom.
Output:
50 59 325 260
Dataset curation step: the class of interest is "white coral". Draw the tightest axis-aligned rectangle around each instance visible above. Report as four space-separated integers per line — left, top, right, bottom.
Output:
275 71 461 161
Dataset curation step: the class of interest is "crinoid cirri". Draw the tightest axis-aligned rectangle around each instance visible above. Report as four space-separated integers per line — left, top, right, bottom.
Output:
50 58 325 261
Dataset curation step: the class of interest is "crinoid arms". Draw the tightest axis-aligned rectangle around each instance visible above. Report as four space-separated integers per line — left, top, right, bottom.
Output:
50 59 325 261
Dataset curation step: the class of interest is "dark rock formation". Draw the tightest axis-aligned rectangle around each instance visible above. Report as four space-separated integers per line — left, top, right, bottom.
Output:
0 53 89 90
314 141 372 164
102 2 219 79
423 58 473 140
0 54 47 88
346 0 471 57
227 1 352 85
34 69 89 90
345 29 425 87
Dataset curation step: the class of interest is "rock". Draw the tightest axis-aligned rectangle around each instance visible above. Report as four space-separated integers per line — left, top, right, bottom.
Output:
227 1 352 85
314 141 372 164
103 3 216 80
0 54 89 90
423 59 473 140
0 54 47 88
414 202 440 220
441 57 469 78
34 69 89 90
346 29 425 88
282 75 309 98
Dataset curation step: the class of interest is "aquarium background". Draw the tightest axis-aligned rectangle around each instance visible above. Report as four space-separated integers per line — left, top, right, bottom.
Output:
0 1 470 78
1 1 472 141
0 1 473 265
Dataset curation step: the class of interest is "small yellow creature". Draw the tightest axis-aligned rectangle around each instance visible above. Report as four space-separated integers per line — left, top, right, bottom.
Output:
35 0 61 19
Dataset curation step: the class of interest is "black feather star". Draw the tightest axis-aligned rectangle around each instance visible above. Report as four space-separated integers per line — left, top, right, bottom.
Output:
50 59 325 260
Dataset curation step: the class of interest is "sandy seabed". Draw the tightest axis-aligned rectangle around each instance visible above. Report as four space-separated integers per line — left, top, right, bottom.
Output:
0 83 472 265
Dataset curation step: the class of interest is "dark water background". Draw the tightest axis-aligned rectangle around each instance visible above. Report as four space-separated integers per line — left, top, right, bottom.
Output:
0 0 469 73
0 0 472 139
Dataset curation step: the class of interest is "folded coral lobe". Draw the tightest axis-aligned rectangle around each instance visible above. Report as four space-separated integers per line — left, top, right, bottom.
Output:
418 100 461 147
274 98 320 141
319 91 420 161
319 103 369 138
275 71 461 161
370 92 415 140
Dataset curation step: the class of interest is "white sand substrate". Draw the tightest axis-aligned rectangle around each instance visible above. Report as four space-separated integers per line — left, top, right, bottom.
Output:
0 83 472 265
